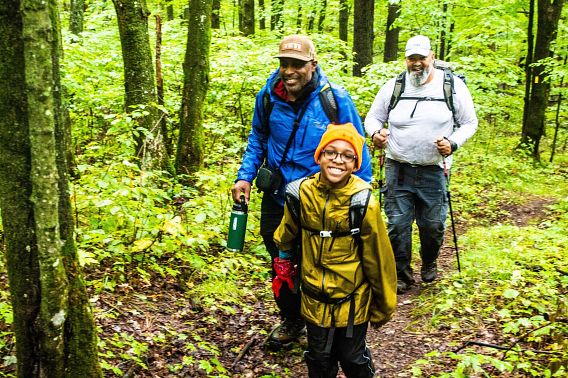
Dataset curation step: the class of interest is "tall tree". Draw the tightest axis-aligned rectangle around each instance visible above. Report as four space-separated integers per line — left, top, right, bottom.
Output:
318 0 328 32
307 4 316 31
522 0 536 135
296 3 304 31
271 0 285 31
438 1 450 61
212 0 221 28
239 0 255 35
353 0 374 76
521 0 565 159
0 1 101 376
176 0 213 176
167 3 174 20
383 0 400 62
113 0 169 171
339 0 349 42
69 0 85 34
259 0 266 29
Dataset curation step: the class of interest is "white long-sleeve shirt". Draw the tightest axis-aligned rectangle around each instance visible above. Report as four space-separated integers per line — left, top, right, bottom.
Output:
365 68 478 169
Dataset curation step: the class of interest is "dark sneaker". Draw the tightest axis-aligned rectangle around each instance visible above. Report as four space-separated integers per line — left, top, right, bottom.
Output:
270 318 306 344
421 262 437 283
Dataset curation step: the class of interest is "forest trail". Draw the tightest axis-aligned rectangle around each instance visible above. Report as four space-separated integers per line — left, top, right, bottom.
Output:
71 196 557 377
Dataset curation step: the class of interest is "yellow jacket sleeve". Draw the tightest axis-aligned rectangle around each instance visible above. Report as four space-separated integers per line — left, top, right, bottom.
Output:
274 201 300 253
360 195 397 325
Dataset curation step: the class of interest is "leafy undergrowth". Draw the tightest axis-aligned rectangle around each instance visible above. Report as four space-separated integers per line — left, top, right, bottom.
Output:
1 139 567 376
391 141 568 377
401 201 568 376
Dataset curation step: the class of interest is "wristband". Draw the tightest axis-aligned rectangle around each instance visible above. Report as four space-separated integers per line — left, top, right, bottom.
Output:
371 129 382 140
444 137 458 153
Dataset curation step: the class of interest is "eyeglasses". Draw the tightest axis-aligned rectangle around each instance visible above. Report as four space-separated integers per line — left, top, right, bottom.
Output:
321 150 357 163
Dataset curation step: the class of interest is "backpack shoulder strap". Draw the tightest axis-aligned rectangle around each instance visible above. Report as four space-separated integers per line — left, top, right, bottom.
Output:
261 87 274 136
319 82 338 124
387 71 406 120
349 188 372 235
284 177 309 224
349 188 372 259
442 68 460 128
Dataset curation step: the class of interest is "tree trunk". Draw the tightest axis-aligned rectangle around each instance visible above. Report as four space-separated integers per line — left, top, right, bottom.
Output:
438 1 448 61
69 0 84 34
271 0 284 31
167 4 174 21
353 0 374 76
383 0 400 62
446 22 454 60
155 15 171 156
239 0 255 36
0 1 101 377
212 0 221 28
521 0 564 159
339 0 349 42
175 0 212 176
112 0 169 171
296 3 303 31
259 0 266 29
317 0 327 33
307 5 315 32
522 0 536 132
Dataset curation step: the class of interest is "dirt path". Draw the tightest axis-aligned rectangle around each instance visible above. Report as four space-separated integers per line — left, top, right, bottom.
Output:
367 244 458 377
35 196 552 377
82 195 557 377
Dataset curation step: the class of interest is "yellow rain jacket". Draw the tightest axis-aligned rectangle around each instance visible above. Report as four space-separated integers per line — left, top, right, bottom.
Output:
274 173 397 328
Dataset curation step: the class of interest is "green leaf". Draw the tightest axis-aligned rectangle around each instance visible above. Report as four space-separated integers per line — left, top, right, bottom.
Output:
503 289 520 299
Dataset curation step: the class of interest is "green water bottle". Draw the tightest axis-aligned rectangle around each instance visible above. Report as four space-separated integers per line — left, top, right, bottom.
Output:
227 195 248 252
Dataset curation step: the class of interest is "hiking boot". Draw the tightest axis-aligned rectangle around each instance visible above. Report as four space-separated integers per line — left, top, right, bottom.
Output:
421 262 437 283
397 279 410 294
396 267 415 293
270 318 306 344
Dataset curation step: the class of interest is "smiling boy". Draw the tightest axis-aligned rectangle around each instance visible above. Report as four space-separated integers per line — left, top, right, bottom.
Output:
273 124 397 377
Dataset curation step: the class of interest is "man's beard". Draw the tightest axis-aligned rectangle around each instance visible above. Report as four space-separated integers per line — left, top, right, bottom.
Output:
408 64 432 86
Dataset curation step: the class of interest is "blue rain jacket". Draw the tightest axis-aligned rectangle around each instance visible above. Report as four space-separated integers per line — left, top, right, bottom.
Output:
236 66 373 206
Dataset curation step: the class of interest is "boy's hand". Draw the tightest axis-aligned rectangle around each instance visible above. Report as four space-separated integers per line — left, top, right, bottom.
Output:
272 258 297 298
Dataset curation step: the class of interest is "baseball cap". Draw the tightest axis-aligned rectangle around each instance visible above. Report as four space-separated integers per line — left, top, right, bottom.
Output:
275 35 316 62
405 35 432 57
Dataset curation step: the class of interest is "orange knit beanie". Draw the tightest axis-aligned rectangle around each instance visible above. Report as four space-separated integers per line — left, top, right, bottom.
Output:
314 123 365 169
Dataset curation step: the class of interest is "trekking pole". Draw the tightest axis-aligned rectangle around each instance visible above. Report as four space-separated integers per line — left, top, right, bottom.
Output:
443 158 461 274
378 147 385 207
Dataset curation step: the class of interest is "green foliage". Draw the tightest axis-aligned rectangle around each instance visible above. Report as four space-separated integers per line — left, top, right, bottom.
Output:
0 1 565 377
407 136 568 376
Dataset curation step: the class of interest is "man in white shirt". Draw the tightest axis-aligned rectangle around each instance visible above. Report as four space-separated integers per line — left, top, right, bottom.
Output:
365 35 478 293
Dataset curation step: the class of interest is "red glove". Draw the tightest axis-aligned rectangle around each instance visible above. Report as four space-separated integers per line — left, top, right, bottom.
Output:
272 258 297 298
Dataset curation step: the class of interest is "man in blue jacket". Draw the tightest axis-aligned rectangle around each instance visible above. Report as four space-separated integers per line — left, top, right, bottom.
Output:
232 35 372 346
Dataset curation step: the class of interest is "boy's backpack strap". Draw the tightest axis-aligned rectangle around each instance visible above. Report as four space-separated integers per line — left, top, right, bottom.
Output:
284 177 309 224
349 189 372 237
319 83 338 124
